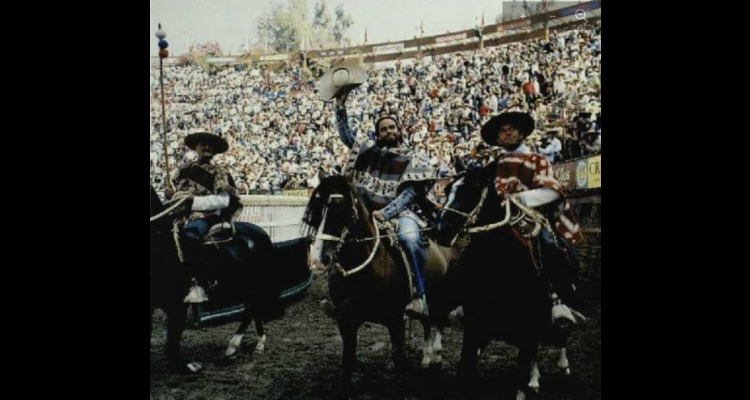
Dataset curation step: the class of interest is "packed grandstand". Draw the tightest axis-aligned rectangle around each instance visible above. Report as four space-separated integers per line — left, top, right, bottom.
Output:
149 6 600 197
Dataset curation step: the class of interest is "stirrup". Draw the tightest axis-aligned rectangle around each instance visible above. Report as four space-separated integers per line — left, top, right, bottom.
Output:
184 285 208 303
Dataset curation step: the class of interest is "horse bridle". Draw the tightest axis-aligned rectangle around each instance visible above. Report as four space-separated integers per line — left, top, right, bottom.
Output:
314 194 382 278
441 186 489 228
441 184 552 237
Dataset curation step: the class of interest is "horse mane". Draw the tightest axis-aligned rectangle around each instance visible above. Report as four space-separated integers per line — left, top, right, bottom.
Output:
302 175 355 237
442 159 497 197
468 159 498 185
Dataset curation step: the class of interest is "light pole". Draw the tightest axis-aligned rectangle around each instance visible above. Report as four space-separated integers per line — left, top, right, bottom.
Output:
156 24 172 186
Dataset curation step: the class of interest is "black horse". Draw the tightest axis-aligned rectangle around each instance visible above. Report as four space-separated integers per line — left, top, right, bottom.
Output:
150 184 283 373
433 162 578 400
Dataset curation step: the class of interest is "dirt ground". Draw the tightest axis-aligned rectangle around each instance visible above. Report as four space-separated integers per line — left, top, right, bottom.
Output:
150 234 601 400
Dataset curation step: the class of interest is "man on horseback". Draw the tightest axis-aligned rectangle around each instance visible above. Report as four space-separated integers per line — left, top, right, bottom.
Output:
165 131 271 303
332 82 435 317
480 111 585 324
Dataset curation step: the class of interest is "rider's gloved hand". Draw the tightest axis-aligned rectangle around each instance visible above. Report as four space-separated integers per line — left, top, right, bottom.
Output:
164 186 175 200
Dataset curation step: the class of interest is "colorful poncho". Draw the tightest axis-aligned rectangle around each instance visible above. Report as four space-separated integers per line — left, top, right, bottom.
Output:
173 161 241 222
342 137 435 225
494 151 584 245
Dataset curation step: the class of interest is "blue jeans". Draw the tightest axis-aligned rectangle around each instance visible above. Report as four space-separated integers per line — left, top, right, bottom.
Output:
180 218 212 240
396 217 427 297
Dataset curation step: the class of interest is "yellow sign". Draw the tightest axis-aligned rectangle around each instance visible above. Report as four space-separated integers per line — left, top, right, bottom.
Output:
587 156 601 188
281 189 309 197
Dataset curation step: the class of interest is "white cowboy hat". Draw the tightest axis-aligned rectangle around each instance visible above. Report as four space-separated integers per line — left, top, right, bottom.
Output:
318 60 368 101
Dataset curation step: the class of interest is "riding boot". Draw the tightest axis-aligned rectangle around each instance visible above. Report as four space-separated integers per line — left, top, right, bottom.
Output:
397 218 429 317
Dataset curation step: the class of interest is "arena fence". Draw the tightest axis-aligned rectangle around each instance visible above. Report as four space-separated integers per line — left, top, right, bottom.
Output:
193 195 313 325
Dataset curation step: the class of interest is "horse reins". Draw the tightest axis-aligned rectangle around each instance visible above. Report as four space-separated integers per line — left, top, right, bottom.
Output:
315 211 382 277
150 196 190 222
442 184 556 239
442 186 489 228
150 196 191 263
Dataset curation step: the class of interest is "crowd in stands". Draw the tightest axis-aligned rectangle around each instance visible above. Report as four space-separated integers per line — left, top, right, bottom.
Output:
150 22 601 194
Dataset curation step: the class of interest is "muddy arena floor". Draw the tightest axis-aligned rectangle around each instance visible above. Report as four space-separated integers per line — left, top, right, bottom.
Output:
150 234 601 400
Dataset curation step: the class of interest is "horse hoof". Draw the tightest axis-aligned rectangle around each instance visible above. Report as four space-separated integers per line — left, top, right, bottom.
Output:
431 354 442 365
516 390 526 400
225 334 244 357
225 345 239 357
186 362 203 373
563 368 571 375
255 335 267 353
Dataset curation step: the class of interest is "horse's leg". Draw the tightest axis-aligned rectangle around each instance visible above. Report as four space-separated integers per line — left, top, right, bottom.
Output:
528 362 541 391
420 319 432 369
457 321 480 387
164 301 202 373
225 304 259 357
254 318 267 352
431 328 443 364
558 347 570 375
387 316 408 378
337 316 360 399
516 340 540 400
420 320 443 368
226 227 273 357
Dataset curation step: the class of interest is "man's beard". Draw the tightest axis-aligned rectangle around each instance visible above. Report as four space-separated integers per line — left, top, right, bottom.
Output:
377 137 400 148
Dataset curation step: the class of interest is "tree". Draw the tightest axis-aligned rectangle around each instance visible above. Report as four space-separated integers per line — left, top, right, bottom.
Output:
257 0 354 52
332 5 354 47
310 0 335 50
313 1 332 30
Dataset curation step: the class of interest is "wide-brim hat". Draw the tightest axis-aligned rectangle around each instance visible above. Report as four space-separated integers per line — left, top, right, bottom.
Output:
480 112 535 146
318 60 368 101
184 132 229 154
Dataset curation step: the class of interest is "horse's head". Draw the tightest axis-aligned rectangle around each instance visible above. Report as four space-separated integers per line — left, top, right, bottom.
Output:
302 175 360 270
434 162 497 246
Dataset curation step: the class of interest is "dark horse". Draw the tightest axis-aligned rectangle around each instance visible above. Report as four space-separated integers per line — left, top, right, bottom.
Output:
302 175 458 397
433 162 577 400
150 184 283 373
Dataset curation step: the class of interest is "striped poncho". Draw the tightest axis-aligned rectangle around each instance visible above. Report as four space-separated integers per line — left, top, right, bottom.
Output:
342 137 435 225
494 149 584 246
